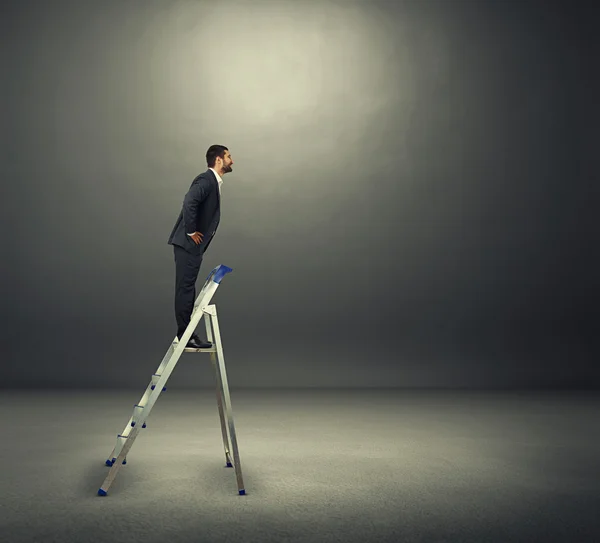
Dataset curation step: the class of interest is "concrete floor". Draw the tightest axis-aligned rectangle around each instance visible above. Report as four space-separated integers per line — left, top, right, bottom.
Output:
1 388 598 543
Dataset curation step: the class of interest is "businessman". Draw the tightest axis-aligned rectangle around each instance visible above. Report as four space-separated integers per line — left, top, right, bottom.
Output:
167 145 233 348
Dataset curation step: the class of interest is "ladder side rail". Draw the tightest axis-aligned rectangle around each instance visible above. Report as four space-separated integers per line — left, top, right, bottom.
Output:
210 306 245 494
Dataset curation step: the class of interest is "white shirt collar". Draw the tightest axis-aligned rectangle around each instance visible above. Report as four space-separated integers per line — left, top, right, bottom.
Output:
209 168 223 191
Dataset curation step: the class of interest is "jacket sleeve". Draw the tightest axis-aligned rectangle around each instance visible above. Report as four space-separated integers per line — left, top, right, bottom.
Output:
182 177 211 233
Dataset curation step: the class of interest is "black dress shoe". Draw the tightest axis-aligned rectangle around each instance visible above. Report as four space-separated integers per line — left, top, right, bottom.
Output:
186 336 212 349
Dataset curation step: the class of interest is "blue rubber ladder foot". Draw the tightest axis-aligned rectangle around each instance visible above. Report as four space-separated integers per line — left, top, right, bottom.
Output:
104 457 125 466
239 489 246 495
98 489 107 496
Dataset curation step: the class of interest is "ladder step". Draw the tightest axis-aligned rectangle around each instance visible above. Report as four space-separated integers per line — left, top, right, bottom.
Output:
130 404 144 427
150 373 166 391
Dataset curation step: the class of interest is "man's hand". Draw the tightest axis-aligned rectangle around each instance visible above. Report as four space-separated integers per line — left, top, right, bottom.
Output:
189 232 204 245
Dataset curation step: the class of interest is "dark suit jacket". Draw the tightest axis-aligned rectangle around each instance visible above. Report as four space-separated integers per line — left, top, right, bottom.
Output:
167 169 221 255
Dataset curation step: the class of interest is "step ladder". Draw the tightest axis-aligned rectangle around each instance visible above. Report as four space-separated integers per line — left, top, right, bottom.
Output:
98 264 245 496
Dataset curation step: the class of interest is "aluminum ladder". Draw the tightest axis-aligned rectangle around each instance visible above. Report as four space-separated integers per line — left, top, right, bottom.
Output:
97 264 245 496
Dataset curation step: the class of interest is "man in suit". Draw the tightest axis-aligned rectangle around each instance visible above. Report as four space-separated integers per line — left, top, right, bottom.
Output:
167 144 233 348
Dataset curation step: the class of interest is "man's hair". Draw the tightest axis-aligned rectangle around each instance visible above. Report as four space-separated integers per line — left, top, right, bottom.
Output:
206 145 229 168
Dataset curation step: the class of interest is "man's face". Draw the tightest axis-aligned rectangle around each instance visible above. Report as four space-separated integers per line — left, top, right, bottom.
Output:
219 150 233 173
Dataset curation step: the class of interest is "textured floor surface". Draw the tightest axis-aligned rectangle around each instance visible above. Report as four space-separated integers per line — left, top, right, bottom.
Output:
0 388 599 543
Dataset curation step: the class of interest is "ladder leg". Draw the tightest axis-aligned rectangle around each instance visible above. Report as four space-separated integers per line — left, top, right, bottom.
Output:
212 352 233 467
99 425 141 495
210 307 246 495
98 336 190 495
205 316 232 467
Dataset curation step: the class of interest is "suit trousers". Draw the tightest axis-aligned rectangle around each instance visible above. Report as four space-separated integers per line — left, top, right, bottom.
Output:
173 244 204 339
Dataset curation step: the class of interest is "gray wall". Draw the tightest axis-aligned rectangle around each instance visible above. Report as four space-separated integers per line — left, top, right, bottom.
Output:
2 0 598 389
